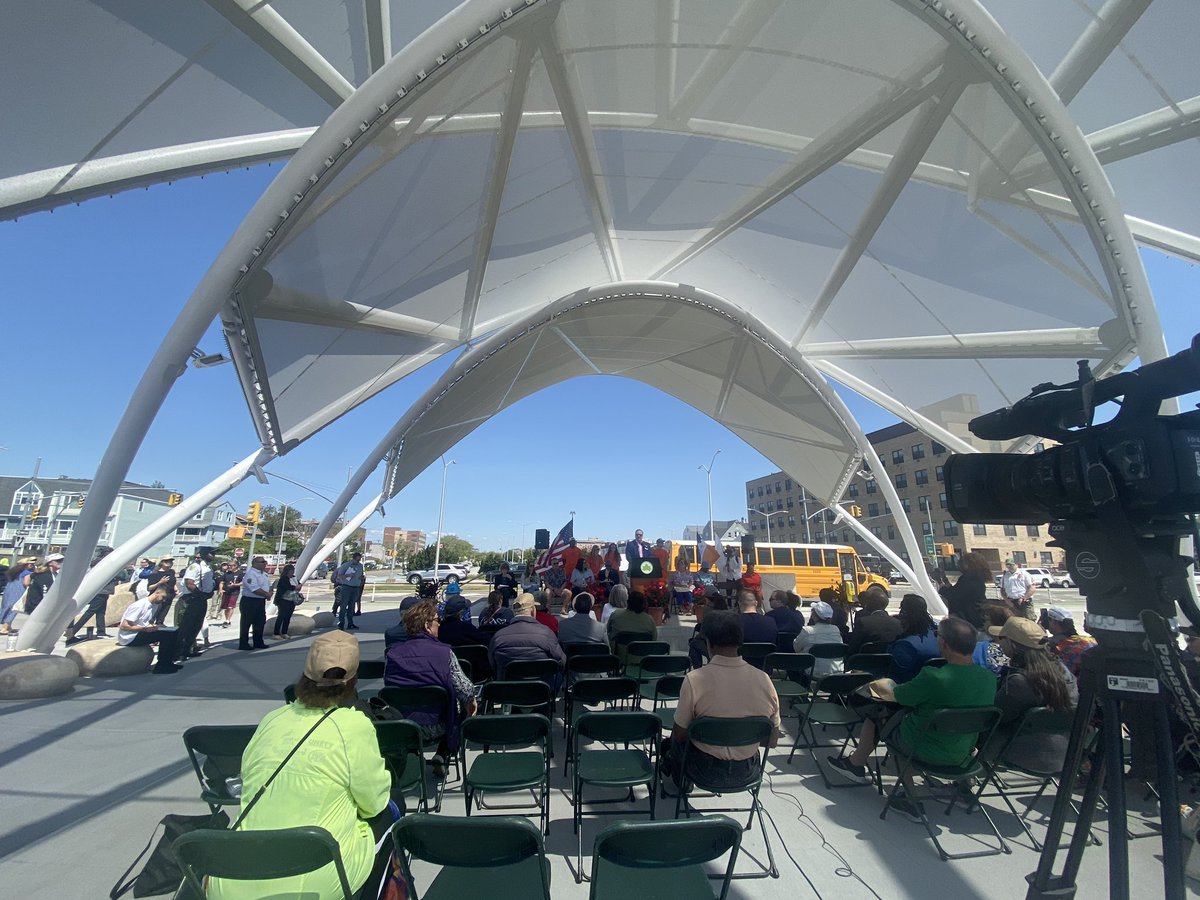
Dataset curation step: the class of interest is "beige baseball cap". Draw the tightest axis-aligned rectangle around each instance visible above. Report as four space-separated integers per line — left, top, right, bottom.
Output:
303 631 360 686
513 593 537 614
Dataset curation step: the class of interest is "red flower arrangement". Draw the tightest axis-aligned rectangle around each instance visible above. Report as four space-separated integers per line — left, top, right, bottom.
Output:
641 579 668 608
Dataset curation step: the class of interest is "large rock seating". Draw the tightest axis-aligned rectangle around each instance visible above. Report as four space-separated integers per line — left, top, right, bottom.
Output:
0 651 80 699
310 611 335 629
264 614 316 636
104 586 137 628
66 641 153 676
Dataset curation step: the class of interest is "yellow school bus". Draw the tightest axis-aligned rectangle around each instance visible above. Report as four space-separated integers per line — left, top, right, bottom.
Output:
680 542 889 599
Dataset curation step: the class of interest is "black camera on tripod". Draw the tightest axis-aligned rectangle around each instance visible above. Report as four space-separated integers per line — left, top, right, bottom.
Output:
943 334 1200 647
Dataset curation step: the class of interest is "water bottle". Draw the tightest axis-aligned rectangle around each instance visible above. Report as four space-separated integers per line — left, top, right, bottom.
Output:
5 633 17 652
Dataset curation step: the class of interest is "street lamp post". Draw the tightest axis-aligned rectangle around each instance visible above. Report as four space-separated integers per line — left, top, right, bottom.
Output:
263 495 314 558
698 450 722 546
747 507 787 542
433 457 456 577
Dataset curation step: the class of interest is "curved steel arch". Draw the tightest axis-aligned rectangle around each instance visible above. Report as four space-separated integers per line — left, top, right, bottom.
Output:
295 281 943 606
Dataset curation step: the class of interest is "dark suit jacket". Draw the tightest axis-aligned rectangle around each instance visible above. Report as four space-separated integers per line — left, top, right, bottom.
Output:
848 611 903 653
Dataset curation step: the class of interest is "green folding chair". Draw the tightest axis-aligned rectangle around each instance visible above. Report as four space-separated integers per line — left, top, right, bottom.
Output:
589 816 743 900
634 654 691 707
282 683 296 704
461 713 553 835
566 642 613 659
845 652 893 678
787 671 874 789
572 711 660 882
737 642 775 670
622 641 670 678
649 674 686 732
563 677 638 774
378 684 457 805
182 724 258 814
358 658 387 680
564 653 620 702
764 652 814 713
881 705 1011 861
675 716 778 879
375 719 430 812
393 813 551 900
452 643 492 684
174 825 354 900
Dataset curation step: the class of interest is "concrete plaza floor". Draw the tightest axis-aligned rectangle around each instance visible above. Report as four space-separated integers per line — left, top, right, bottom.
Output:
0 596 1189 899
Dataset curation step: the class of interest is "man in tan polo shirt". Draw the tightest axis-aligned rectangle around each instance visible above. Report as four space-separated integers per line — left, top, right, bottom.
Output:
667 610 781 789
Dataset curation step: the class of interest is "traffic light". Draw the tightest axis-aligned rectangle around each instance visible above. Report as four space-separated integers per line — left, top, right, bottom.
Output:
247 501 261 525
75 496 85 508
939 543 956 557
849 504 863 518
29 506 40 521
167 492 183 506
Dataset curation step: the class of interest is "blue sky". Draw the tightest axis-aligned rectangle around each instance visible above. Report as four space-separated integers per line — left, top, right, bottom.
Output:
1 166 1196 553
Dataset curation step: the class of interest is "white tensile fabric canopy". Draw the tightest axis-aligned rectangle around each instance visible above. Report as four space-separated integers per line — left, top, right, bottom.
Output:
14 0 1189 651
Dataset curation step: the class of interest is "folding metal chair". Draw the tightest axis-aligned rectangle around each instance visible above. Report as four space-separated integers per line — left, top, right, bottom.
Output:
786 671 874 789
589 817 743 900
461 714 553 835
182 724 258 814
563 676 638 774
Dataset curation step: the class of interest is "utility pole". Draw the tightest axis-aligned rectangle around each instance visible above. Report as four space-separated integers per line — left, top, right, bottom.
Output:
433 457 456 576
698 450 721 549
801 487 812 542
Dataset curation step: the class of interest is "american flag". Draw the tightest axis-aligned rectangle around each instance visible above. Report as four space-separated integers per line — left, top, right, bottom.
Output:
534 519 574 574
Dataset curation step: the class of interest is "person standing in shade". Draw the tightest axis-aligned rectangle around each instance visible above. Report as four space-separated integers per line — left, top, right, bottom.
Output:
603 542 622 571
586 545 604 579
335 553 365 630
216 562 240 627
238 556 271 651
1000 559 1036 620
625 529 651 561
146 557 177 625
272 562 303 640
1 560 33 637
176 547 215 662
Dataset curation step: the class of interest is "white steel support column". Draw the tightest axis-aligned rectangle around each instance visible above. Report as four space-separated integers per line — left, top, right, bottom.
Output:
19 447 275 651
304 495 383 583
832 507 937 611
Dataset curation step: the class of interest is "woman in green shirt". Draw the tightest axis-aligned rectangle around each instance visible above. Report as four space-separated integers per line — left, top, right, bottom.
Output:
210 631 391 900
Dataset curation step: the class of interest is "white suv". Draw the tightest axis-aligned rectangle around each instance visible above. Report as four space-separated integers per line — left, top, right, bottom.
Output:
995 567 1072 589
406 563 468 585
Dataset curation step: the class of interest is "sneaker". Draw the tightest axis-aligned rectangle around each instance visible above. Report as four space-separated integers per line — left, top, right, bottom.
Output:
887 795 926 823
827 756 869 785
430 754 447 778
153 664 183 674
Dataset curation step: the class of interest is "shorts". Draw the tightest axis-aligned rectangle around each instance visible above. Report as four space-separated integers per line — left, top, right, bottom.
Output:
220 591 239 610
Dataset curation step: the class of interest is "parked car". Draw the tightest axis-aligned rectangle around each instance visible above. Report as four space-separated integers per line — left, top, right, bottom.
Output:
1048 570 1074 588
887 569 908 584
406 563 468 585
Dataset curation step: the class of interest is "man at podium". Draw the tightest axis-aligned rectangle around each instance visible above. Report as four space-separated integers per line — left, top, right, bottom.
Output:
625 529 652 560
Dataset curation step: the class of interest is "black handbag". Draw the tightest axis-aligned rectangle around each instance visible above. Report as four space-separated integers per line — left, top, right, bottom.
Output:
110 707 336 897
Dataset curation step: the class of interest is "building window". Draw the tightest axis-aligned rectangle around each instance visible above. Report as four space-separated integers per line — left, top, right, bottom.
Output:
758 504 766 513
892 449 905 464
872 526 882 537
775 481 782 493
750 521 757 530
1003 525 1018 537
1040 552 1054 566
1026 525 1040 537
784 479 792 491
921 522 933 535
848 484 859 498
1013 551 1028 565
788 516 796 526
748 491 754 502
938 492 947 509
765 484 772 494
972 524 988 536
887 525 896 540
842 530 850 542
935 465 944 482
912 443 925 460
918 495 930 511
943 520 959 536
900 498 911 513
894 473 907 489
866 481 877 494
757 487 763 497
855 533 863 543
932 441 946 456
868 503 879 518
900 551 911 563
786 497 794 508
914 469 928 486
766 500 773 512
883 502 891 515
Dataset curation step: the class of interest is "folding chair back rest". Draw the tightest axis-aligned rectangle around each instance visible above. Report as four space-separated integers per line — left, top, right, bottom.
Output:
482 679 554 710
566 643 612 658
505 658 561 682
375 719 425 757
914 706 1002 766
379 685 449 718
394 813 546 869
688 716 773 749
357 659 387 680
776 632 800 652
567 654 620 677
174 826 353 898
765 652 814 680
592 815 742 869
810 643 849 660
636 654 690 677
575 710 660 744
612 632 643 650
923 657 948 669
569 676 637 706
627 641 670 660
845 653 892 677
996 706 1073 773
183 724 258 798
651 674 685 702
858 641 891 654
462 713 551 749
738 643 776 663
813 671 873 697
282 684 296 704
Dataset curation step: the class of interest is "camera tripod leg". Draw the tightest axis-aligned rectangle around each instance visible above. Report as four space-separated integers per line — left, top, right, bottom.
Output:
1152 699 1185 899
1101 694 1130 900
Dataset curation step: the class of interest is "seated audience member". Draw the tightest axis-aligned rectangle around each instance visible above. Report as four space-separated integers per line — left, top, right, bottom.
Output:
847 585 902 653
601 583 627 625
437 597 491 648
558 593 607 647
821 586 852 639
794 600 846 679
569 558 595 597
521 566 541 597
544 558 571 610
384 596 424 647
766 590 805 634
688 591 730 667
985 616 1077 771
666 610 781 790
436 581 470 622
385 601 477 759
607 590 658 664
488 593 566 679
937 551 991 630
737 589 778 651
116 584 182 674
828 617 998 819
1040 607 1096 678
493 562 519 603
889 595 941 683
974 603 1013 675
534 591 560 634
210 631 391 900
479 590 514 629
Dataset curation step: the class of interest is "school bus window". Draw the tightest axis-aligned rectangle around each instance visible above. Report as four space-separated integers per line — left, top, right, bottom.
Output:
772 547 791 566
822 549 837 567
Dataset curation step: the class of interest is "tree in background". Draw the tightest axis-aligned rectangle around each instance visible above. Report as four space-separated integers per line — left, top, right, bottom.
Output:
408 534 476 570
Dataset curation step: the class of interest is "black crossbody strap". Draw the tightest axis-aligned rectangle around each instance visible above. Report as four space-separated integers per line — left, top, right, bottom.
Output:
231 706 336 831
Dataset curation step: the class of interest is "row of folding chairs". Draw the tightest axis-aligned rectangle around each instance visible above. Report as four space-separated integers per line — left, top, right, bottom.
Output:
174 812 747 900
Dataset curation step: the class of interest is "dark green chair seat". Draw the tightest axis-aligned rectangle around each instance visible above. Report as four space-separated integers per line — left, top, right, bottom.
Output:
393 813 551 900
765 652 814 705
467 751 549 789
563 676 637 774
575 748 655 786
787 671 873 789
589 817 743 900
622 641 670 678
174 825 355 900
461 714 552 834
182 724 258 813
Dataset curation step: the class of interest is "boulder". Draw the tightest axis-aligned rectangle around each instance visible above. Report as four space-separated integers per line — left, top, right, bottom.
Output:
264 614 316 637
105 586 138 627
310 611 335 629
66 641 153 677
0 651 80 699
